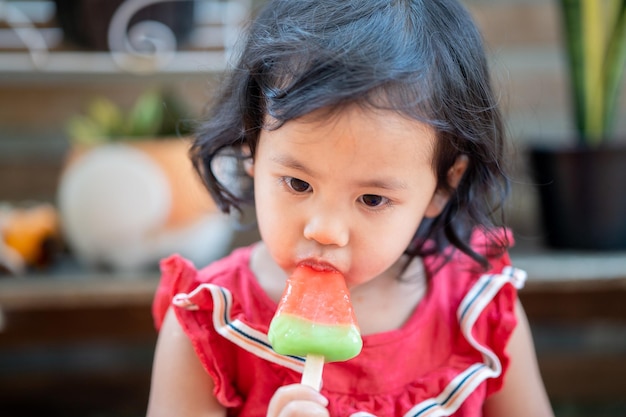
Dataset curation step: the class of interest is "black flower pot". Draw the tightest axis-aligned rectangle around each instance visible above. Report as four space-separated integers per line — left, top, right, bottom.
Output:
529 144 626 250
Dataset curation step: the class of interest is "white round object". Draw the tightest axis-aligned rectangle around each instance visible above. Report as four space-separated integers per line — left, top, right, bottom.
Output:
57 144 171 270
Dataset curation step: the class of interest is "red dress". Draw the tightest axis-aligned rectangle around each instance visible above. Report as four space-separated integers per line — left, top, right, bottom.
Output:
152 237 525 417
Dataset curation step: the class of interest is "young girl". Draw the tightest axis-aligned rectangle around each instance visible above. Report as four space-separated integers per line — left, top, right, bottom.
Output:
147 0 554 416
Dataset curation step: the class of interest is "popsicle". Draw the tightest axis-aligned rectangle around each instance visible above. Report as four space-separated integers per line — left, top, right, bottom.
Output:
268 265 363 389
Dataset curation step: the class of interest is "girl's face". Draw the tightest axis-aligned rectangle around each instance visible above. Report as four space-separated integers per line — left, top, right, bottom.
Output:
251 105 443 288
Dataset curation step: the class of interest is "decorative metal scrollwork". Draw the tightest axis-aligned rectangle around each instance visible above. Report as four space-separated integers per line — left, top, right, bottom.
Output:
0 0 251 74
108 0 183 73
0 0 50 69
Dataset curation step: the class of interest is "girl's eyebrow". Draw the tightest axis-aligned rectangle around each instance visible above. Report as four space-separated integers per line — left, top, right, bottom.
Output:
270 154 314 176
271 154 407 191
356 178 408 191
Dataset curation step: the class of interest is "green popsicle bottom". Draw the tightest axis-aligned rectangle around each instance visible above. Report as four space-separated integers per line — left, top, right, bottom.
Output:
268 313 363 363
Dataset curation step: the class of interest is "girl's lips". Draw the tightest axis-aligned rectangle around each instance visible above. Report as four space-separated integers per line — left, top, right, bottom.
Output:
297 259 340 273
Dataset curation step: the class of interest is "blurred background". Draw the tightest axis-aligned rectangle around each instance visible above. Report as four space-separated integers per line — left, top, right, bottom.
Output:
0 0 625 416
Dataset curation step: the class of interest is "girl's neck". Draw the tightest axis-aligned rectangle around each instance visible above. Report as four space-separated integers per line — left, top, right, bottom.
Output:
350 256 427 335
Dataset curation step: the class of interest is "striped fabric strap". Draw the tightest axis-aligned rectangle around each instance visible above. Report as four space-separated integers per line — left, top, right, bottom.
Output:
173 284 305 372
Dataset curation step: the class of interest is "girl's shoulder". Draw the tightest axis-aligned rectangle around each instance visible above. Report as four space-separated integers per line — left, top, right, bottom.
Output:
426 227 515 281
151 244 289 411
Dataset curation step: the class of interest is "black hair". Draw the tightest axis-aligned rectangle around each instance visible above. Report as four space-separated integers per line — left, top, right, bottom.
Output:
191 0 510 270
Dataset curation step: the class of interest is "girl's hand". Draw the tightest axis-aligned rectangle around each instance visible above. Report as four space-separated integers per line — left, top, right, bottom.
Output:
267 384 330 417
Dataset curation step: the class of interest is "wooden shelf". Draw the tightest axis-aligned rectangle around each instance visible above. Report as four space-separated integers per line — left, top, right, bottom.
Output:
0 273 158 311
0 50 230 80
1 249 625 306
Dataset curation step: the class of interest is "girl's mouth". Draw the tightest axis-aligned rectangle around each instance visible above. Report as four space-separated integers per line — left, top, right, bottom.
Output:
297 259 339 273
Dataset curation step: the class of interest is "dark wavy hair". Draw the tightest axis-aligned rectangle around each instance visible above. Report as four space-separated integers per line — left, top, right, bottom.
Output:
191 0 511 270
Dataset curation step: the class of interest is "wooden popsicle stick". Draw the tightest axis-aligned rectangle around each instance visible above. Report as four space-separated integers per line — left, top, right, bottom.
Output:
300 354 325 391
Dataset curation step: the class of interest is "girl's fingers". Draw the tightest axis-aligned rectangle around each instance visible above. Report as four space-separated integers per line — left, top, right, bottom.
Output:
280 400 330 417
267 384 329 417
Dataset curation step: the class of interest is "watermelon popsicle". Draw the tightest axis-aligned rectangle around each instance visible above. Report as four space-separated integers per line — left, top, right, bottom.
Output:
268 265 363 390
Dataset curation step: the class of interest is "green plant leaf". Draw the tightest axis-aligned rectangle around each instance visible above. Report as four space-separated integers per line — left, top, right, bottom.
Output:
559 0 586 141
581 0 605 144
159 91 194 137
558 0 626 145
602 0 626 138
86 97 124 138
125 90 164 139
65 115 108 145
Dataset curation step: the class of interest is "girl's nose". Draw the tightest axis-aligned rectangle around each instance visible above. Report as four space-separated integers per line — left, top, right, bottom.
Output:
303 210 350 247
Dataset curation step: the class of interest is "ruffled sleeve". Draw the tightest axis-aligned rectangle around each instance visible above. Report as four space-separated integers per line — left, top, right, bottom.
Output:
152 254 197 330
472 263 525 397
447 227 525 399
466 230 524 397
151 253 245 409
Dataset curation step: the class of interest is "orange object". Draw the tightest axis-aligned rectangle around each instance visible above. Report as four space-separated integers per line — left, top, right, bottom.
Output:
2 204 59 266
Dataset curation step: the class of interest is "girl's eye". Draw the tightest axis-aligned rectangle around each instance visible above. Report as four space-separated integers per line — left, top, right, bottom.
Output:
360 194 388 207
285 177 311 193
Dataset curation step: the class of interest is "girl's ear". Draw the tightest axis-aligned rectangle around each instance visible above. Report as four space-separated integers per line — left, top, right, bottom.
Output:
424 154 469 218
242 145 254 177
446 154 469 188
243 157 254 177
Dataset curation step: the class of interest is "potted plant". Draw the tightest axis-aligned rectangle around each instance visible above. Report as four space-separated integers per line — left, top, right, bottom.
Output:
57 90 234 272
529 0 626 250
64 89 190 145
